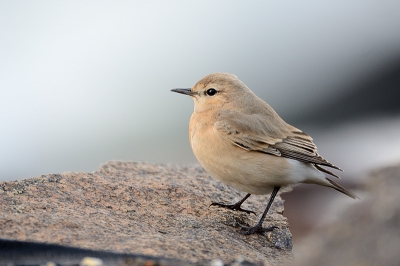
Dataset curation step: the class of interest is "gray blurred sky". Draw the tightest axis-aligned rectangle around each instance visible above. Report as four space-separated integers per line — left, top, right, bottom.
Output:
1 1 400 181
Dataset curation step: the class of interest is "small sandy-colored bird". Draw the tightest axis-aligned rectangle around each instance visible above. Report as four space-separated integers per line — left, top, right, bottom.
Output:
171 73 357 235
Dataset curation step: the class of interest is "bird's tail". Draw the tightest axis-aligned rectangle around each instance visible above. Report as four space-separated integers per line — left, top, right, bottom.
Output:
326 177 359 199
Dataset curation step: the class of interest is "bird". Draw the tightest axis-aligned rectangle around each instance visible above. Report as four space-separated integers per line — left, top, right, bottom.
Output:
171 73 357 235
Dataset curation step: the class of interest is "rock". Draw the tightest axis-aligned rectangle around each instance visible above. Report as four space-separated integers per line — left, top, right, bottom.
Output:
295 162 400 266
0 161 293 265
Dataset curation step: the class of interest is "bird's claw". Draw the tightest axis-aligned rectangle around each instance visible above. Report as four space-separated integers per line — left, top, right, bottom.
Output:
239 224 277 235
210 201 256 215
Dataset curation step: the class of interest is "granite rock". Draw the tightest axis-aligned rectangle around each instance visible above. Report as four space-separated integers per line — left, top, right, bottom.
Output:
0 161 293 265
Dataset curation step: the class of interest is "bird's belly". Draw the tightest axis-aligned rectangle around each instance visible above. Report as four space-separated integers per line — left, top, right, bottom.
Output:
190 130 296 195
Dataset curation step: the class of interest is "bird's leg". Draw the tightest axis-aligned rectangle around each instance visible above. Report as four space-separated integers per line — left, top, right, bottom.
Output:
210 193 256 215
240 186 280 235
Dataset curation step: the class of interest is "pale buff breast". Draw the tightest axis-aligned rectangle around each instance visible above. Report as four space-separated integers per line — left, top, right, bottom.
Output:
189 113 306 195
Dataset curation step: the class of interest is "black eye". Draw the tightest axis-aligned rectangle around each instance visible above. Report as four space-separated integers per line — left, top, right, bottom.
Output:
206 88 217 96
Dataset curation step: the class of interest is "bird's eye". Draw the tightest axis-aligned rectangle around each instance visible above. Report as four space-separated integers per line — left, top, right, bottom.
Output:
206 88 217 96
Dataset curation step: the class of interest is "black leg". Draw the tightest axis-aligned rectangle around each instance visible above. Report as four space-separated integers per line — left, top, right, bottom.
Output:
210 193 256 215
240 186 281 235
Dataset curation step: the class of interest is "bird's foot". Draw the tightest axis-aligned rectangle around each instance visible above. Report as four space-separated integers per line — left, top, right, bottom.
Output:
210 201 256 215
239 224 277 235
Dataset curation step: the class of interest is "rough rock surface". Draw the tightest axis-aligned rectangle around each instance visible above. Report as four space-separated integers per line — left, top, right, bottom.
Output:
0 161 292 265
295 162 400 266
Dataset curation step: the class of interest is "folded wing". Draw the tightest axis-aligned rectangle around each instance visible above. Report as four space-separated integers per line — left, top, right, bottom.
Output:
214 111 342 178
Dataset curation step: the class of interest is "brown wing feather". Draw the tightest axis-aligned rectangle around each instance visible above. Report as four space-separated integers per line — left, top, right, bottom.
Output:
314 164 341 178
272 135 342 171
215 110 342 177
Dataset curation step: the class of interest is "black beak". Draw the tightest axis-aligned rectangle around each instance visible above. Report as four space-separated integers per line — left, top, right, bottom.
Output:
171 88 195 96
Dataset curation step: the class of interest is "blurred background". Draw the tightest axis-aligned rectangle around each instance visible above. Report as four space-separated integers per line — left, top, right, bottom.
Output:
1 0 400 256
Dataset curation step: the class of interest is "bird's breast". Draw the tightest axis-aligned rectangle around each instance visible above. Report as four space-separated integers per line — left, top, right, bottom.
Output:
188 113 296 195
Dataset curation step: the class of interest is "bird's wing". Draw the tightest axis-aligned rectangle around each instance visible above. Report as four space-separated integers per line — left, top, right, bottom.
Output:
273 133 342 173
214 111 341 172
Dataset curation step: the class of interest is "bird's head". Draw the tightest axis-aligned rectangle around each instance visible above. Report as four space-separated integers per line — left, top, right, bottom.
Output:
171 73 253 113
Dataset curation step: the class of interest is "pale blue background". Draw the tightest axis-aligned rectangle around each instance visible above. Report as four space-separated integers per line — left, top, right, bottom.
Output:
1 1 400 181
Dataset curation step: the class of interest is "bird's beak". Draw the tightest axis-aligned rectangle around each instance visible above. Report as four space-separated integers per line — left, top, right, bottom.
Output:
171 88 196 96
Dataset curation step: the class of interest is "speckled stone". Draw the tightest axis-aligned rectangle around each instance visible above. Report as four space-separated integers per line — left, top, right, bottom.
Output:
0 161 293 265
